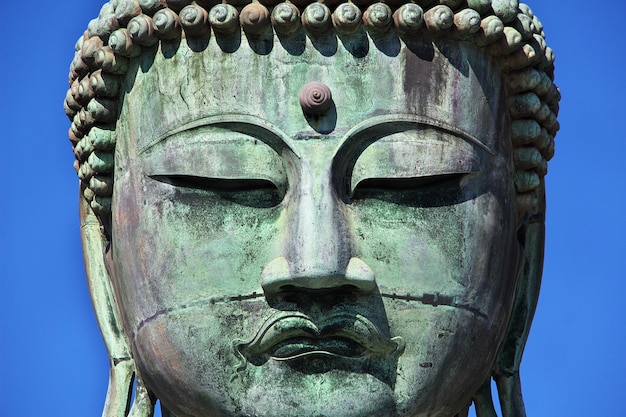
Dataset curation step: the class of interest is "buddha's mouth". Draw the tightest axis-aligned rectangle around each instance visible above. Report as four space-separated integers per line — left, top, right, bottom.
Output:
235 312 405 365
270 336 365 360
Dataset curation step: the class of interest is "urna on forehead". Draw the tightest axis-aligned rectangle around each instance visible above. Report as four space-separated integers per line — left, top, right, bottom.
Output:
65 0 559 225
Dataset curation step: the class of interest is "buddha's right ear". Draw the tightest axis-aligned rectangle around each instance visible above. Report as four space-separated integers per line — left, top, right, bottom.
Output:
79 190 156 417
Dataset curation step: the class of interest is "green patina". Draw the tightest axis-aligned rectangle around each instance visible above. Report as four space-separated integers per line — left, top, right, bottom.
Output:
69 1 557 416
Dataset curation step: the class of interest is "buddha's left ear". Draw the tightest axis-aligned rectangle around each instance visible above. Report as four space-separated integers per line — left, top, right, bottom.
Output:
79 188 155 417
491 185 547 417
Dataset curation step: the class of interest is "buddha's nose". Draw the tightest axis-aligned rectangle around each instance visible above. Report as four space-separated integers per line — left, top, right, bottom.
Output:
261 174 376 295
261 256 376 294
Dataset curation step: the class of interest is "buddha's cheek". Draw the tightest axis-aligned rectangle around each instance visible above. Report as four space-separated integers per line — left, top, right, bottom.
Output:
384 302 503 416
351 190 515 297
130 299 292 417
351 190 518 413
111 172 283 321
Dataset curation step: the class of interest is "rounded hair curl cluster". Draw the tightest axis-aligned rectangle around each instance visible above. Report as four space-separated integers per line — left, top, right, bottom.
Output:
64 0 560 224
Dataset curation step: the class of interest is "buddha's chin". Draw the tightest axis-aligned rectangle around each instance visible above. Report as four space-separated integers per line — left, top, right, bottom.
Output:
145 349 475 417
235 364 398 417
221 352 479 417
158 374 469 417
153 365 399 417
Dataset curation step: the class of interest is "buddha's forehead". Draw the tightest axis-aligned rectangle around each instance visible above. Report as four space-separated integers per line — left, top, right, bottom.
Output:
119 35 505 149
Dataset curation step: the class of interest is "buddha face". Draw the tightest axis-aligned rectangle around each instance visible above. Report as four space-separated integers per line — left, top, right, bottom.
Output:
108 33 520 417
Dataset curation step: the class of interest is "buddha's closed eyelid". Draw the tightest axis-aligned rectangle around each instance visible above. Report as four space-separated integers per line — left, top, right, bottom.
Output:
149 175 280 192
350 172 477 207
149 175 285 208
141 128 289 192
343 129 483 197
353 173 469 192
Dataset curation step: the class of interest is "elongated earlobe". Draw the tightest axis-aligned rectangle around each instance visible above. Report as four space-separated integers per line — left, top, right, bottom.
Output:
128 376 157 417
492 190 546 417
473 378 498 417
80 192 143 417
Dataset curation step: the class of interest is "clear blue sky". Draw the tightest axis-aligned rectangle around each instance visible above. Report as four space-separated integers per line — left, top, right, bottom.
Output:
0 1 624 416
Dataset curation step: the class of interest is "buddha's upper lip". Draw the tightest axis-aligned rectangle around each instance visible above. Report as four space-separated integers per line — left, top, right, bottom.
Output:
237 312 404 361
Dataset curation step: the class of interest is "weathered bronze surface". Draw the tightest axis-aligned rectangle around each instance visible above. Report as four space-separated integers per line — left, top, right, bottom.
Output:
64 1 559 416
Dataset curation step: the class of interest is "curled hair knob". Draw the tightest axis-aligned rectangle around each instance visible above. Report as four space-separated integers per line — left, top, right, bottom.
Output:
393 3 423 34
109 28 142 57
512 13 534 41
301 3 332 35
332 3 362 34
240 3 271 35
94 46 130 74
209 4 240 34
90 175 114 196
489 26 522 56
180 5 210 36
95 13 121 41
153 8 182 39
474 15 504 46
363 3 392 32
80 37 104 67
90 70 122 97
492 0 519 24
128 15 158 45
78 162 96 182
78 77 96 105
115 0 142 25
71 53 89 79
271 2 300 35
424 5 453 32
452 9 481 38
65 88 81 113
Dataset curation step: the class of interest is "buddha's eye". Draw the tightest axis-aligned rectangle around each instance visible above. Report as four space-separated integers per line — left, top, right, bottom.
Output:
150 175 283 208
341 126 483 207
351 173 468 207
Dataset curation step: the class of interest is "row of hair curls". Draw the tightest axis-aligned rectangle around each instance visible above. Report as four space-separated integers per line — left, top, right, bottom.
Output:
65 0 559 222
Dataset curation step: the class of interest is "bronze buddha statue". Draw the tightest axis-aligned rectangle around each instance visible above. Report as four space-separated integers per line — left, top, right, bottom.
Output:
64 1 559 416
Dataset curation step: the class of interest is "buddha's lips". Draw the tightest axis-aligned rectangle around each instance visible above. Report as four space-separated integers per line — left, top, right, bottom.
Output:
237 312 405 361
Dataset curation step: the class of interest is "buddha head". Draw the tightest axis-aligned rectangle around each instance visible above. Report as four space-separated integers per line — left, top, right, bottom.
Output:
64 1 559 416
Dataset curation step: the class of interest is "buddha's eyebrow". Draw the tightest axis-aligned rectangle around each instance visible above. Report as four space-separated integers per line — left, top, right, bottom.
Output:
334 114 494 157
138 114 298 157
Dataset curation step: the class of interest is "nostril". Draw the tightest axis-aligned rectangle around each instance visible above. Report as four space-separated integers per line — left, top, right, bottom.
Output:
339 284 361 293
278 284 361 294
276 284 363 306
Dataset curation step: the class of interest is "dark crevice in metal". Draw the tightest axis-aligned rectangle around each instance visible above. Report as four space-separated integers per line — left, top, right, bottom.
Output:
380 292 488 319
